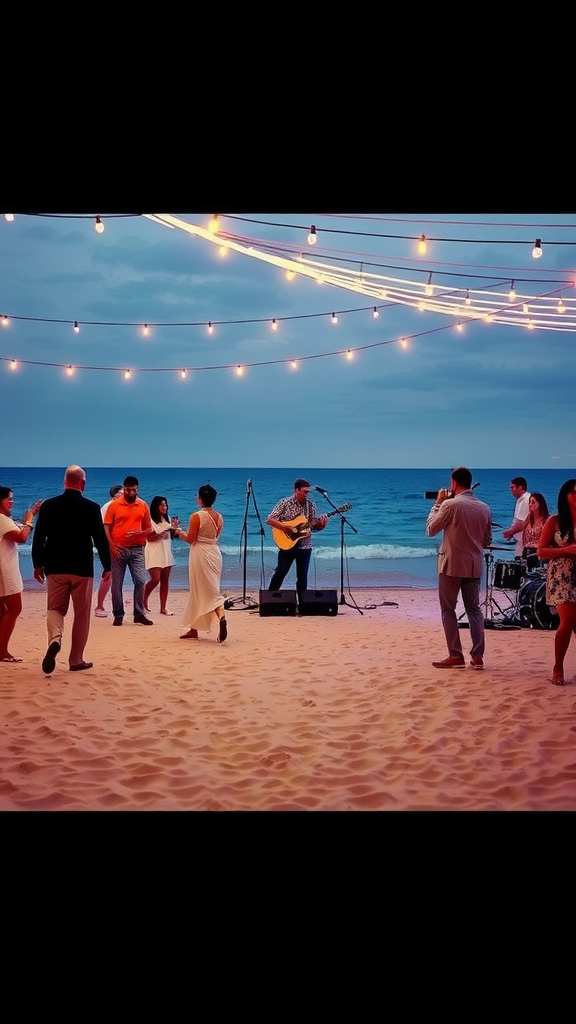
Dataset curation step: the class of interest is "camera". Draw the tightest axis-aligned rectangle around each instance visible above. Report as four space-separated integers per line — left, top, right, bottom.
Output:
425 490 453 500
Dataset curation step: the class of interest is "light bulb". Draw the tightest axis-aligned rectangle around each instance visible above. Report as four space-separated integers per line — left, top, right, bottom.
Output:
308 225 317 245
124 369 131 379
10 358 17 369
372 307 379 318
271 319 278 330
219 245 228 257
425 272 433 296
523 304 529 314
331 313 338 324
527 320 534 329
4 214 14 222
208 215 219 234
67 365 74 376
465 289 471 306
286 270 295 281
509 281 516 301
73 320 80 334
142 324 149 337
557 297 566 313
532 238 543 259
181 369 187 379
399 338 409 349
418 234 427 255
346 349 353 360
236 365 244 376
208 322 213 334
1 314 9 326
290 360 298 369
456 323 464 333
95 216 105 234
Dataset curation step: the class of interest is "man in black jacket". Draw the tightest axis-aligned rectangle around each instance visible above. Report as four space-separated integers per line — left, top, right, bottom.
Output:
32 465 111 674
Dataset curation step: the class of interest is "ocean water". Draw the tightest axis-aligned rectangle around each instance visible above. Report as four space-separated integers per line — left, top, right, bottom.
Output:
2 467 573 593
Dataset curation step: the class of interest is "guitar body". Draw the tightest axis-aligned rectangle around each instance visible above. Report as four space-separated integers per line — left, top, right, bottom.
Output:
272 505 352 550
273 515 311 550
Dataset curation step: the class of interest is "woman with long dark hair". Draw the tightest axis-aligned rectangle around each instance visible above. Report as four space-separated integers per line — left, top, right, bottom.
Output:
538 479 576 685
522 492 549 557
0 486 43 662
144 495 176 615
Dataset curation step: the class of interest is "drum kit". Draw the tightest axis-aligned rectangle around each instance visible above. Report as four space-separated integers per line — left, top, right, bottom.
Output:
476 545 559 631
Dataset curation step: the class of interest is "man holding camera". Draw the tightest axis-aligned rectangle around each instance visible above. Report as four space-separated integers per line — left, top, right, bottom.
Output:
426 467 492 670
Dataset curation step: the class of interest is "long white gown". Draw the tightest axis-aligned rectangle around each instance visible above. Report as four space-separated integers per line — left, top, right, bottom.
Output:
182 509 224 632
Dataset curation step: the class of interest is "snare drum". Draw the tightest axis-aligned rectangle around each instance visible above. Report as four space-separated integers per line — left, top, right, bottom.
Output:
518 577 559 630
525 552 542 573
493 559 523 590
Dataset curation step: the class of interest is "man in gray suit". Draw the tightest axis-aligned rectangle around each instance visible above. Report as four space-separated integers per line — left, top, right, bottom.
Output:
426 467 492 670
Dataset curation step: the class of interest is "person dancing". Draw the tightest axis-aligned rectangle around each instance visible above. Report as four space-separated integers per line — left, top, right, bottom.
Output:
537 479 576 685
175 484 228 643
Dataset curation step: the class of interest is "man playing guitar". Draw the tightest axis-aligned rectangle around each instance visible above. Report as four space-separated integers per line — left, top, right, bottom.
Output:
266 479 328 602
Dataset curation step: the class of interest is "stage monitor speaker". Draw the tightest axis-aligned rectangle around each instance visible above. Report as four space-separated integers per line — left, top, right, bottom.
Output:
258 589 297 617
299 589 339 616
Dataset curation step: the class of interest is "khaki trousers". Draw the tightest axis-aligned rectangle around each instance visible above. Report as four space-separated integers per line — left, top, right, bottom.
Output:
46 574 93 667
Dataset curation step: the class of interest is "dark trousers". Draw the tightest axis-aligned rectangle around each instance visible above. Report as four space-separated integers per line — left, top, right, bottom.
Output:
269 547 312 601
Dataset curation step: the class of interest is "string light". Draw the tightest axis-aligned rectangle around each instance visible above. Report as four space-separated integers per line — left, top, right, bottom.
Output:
465 289 471 306
95 216 105 234
523 304 529 314
73 320 80 334
417 234 427 254
1 315 9 326
286 270 295 281
142 324 149 337
236 365 244 376
399 338 409 349
425 272 433 296
66 365 74 376
181 369 187 379
532 238 543 259
271 318 278 330
331 312 338 324
219 245 228 257
208 215 219 234
290 360 298 370
372 307 379 318
346 349 353 360
207 322 214 334
308 225 317 245
509 281 516 301
10 359 17 370
557 296 566 313
455 323 464 333
124 369 131 379
527 319 535 329
4 214 14 223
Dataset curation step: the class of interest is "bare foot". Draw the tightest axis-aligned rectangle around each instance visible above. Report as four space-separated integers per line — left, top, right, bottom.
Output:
180 629 198 639
551 671 565 685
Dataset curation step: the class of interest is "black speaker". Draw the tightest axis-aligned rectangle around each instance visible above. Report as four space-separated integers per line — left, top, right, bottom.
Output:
299 589 339 616
258 589 298 616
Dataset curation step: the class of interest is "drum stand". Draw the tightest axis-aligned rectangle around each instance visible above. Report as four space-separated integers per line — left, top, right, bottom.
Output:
482 552 521 630
458 551 521 630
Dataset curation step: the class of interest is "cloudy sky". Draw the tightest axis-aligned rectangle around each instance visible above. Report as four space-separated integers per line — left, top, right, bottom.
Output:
1 211 574 469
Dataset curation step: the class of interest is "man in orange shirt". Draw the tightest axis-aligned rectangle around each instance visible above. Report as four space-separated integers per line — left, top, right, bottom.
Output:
104 475 154 626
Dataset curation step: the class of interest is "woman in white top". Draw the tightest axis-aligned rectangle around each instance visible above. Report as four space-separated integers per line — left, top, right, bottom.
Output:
175 484 227 642
0 486 43 662
144 496 176 615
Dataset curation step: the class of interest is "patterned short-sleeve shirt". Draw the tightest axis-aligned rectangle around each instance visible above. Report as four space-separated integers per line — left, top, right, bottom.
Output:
268 495 318 550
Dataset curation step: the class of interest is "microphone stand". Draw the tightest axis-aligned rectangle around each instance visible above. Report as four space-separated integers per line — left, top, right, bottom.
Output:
225 479 261 611
317 489 363 614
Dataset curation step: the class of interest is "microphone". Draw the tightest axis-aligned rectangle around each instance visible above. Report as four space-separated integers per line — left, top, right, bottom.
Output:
314 485 328 495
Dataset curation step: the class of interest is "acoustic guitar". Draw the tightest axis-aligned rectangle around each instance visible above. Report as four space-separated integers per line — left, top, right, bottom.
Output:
272 504 353 550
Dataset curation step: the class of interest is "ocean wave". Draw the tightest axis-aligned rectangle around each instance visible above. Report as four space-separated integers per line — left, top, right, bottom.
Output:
220 544 437 560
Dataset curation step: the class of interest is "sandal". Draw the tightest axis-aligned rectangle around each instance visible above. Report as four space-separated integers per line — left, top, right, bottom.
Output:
217 617 228 644
180 629 198 639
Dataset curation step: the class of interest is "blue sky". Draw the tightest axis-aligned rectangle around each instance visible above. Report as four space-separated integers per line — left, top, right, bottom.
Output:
1 211 575 469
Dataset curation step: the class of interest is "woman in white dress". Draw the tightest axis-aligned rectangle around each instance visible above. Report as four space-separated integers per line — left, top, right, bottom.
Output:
0 486 43 662
144 496 176 615
175 484 227 642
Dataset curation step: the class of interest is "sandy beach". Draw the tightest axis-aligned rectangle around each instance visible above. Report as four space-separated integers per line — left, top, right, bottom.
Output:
1 587 575 811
